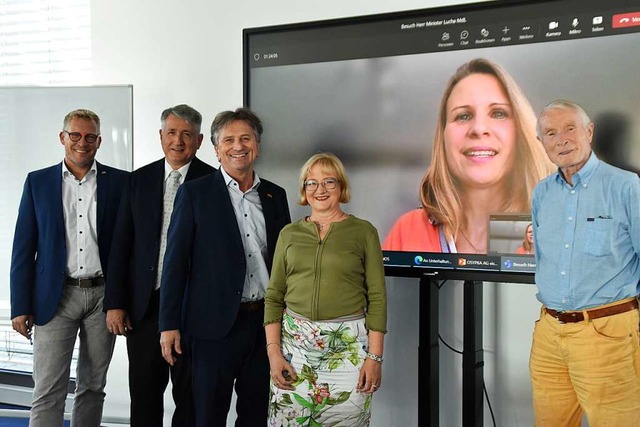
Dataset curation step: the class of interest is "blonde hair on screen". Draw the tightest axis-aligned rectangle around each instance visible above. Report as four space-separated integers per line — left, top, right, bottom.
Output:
420 58 554 241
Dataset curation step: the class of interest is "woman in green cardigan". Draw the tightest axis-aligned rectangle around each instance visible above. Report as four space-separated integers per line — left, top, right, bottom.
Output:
264 152 387 427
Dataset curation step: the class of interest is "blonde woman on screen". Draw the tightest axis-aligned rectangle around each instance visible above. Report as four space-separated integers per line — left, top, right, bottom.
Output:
383 58 554 253
516 223 534 254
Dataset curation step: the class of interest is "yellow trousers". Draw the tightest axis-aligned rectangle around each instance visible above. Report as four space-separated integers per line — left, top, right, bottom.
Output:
529 300 640 427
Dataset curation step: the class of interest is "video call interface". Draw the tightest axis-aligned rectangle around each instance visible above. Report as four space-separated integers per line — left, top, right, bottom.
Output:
245 0 640 275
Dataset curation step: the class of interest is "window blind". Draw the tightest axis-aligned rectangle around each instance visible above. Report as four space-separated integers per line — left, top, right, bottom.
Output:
0 0 91 85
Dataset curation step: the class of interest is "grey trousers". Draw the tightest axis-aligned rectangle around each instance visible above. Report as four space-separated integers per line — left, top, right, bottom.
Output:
30 284 115 427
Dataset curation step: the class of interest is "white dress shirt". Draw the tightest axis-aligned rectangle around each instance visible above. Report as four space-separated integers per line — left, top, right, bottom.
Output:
220 167 269 302
62 160 102 279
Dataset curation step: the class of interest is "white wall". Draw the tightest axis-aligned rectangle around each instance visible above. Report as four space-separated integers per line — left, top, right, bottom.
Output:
89 1 544 426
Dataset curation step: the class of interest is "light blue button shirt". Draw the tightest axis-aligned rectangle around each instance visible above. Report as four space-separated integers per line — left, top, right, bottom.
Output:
532 153 640 310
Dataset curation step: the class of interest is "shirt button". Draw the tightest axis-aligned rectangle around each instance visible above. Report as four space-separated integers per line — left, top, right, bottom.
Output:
78 198 82 201
246 234 250 237
568 216 573 221
570 190 575 194
560 271 566 276
248 254 252 258
79 231 83 234
564 243 569 248
80 266 83 269
79 215 83 218
250 274 254 278
562 299 567 304
244 214 247 217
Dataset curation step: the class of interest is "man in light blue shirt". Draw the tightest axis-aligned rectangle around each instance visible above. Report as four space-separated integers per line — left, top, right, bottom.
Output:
530 99 640 426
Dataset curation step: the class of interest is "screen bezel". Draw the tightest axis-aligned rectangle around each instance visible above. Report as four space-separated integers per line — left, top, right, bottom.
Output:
243 0 639 280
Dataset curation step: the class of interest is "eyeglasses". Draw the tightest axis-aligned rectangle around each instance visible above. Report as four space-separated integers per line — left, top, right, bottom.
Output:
304 178 338 192
64 131 100 144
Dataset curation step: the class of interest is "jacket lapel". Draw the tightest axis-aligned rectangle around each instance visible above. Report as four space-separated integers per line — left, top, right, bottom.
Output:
147 160 165 234
96 162 107 235
213 171 244 254
258 183 276 248
53 162 65 238
185 157 202 181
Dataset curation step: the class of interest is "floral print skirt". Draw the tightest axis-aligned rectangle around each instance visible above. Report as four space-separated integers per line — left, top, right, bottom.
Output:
268 309 372 427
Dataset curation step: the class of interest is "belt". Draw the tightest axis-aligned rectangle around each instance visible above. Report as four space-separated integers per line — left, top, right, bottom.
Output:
65 276 105 288
239 299 264 312
545 298 638 323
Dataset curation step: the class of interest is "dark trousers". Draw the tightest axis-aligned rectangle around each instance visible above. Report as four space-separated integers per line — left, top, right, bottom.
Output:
127 290 194 427
190 309 269 427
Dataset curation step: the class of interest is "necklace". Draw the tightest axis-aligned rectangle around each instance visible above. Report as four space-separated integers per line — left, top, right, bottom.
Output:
458 229 484 254
308 212 347 231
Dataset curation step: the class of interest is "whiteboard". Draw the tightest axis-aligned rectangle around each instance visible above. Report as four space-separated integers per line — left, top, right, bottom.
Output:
0 85 134 304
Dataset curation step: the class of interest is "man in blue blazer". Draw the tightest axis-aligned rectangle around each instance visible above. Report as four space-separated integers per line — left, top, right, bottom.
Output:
159 108 291 427
104 104 214 427
10 109 129 427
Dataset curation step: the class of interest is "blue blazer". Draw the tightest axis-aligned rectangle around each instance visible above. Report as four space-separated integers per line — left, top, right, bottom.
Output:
158 169 291 340
104 157 215 322
10 162 129 326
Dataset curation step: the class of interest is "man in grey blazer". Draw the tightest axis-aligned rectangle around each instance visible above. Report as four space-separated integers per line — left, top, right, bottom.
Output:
105 104 215 426
10 109 129 427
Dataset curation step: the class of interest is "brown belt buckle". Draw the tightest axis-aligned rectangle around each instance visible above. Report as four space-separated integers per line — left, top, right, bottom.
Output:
552 310 565 324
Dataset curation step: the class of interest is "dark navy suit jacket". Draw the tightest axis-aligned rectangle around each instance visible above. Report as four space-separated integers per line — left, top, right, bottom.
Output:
10 161 129 326
158 169 291 340
104 157 215 322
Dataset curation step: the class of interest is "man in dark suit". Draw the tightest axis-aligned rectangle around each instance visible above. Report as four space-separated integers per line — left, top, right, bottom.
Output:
159 108 291 427
10 109 129 427
104 104 214 427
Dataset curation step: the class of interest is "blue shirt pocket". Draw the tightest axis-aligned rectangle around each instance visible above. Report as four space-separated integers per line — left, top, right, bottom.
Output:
582 218 615 257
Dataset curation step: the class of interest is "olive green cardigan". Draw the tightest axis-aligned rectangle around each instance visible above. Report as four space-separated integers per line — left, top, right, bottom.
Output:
264 215 387 333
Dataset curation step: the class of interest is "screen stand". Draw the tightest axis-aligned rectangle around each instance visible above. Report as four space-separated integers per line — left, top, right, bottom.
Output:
419 277 484 427
419 276 439 426
463 280 484 426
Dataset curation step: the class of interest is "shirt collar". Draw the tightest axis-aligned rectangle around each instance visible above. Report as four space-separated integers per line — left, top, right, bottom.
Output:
553 151 599 187
164 160 191 181
220 166 261 192
62 159 97 181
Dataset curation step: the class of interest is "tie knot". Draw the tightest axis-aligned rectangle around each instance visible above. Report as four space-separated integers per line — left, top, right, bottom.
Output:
169 170 181 181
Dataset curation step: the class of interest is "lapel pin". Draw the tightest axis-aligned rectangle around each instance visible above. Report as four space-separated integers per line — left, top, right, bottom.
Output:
267 193 273 198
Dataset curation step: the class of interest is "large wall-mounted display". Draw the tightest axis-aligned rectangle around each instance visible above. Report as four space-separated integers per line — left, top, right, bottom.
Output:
244 0 640 277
